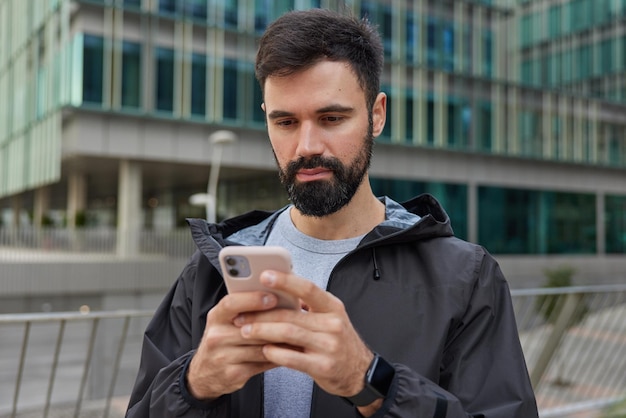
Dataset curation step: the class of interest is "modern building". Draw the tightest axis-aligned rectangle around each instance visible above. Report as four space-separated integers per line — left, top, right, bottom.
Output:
1 0 625 288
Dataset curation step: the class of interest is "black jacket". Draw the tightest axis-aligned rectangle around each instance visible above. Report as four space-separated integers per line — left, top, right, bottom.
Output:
126 194 538 417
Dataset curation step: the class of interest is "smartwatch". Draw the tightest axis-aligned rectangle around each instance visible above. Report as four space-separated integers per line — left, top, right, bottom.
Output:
345 353 395 407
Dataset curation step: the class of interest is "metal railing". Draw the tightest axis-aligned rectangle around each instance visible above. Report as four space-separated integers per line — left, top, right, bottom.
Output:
0 287 625 417
512 284 626 417
0 227 196 260
0 310 153 418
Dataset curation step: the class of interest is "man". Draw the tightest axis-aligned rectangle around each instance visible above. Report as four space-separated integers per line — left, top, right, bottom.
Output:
126 8 538 418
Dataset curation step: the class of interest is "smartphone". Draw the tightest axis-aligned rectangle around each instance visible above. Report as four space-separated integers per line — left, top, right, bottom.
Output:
218 246 299 310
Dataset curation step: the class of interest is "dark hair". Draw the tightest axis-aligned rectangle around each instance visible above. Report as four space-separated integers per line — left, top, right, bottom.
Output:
255 8 384 111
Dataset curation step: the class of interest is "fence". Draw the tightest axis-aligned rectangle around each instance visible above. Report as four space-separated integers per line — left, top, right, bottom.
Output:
0 310 153 418
0 227 196 260
512 284 626 417
0 288 625 417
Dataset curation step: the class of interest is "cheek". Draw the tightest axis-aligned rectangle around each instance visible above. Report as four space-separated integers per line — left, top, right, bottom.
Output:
269 139 292 166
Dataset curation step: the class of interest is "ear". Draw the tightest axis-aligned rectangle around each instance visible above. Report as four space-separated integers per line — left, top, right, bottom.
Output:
261 103 266 112
371 93 387 137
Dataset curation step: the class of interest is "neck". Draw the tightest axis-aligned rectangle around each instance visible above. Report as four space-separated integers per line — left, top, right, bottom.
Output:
289 180 385 240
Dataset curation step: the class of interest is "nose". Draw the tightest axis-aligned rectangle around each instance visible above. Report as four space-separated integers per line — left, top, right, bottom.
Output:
294 120 325 158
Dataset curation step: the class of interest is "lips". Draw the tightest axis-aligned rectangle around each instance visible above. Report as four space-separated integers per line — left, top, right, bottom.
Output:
296 167 333 182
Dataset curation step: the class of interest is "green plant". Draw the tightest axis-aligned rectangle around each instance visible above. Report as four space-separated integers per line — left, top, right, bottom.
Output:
601 397 626 417
74 210 87 227
535 266 577 324
41 214 55 227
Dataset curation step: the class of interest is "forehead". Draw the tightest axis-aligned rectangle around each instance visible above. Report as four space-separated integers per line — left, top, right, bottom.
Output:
263 60 366 111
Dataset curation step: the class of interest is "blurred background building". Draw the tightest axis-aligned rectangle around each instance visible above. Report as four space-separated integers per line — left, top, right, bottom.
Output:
1 0 626 312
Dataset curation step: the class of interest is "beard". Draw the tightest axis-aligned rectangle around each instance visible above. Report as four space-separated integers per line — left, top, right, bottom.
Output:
275 123 374 218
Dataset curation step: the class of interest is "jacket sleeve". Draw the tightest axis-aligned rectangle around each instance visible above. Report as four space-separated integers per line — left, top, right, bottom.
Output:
125 259 230 417
373 251 538 418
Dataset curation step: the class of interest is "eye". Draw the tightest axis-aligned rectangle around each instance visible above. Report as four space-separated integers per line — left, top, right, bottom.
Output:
323 115 344 123
275 119 296 127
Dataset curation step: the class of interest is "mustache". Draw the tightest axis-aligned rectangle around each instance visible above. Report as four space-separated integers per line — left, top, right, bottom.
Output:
286 155 343 173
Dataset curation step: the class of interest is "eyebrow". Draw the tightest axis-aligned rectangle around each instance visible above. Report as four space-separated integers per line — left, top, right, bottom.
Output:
266 104 355 120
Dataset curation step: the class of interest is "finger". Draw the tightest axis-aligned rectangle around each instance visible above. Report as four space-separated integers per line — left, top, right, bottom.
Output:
260 270 341 313
235 309 338 334
208 344 274 365
240 321 335 354
262 343 329 377
210 291 278 323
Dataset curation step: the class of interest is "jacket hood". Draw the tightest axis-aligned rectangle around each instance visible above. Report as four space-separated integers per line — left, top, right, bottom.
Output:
186 193 453 267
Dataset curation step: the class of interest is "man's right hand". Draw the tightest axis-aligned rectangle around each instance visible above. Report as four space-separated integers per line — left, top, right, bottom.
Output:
186 291 280 400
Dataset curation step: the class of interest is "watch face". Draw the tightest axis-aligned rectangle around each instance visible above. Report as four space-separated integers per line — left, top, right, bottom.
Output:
369 355 395 397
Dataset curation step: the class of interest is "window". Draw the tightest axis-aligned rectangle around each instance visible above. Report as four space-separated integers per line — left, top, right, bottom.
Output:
223 58 238 119
447 96 469 149
577 44 591 80
405 95 414 144
191 53 206 116
155 47 175 112
122 41 141 108
442 21 455 71
223 0 238 28
600 38 614 75
519 110 541 157
255 0 269 32
124 0 141 9
426 95 435 145
427 17 438 68
183 0 207 20
159 0 176 15
479 187 596 254
406 16 417 63
606 195 626 254
382 7 393 59
548 5 561 39
82 35 104 104
520 15 532 48
476 102 492 151
483 29 493 78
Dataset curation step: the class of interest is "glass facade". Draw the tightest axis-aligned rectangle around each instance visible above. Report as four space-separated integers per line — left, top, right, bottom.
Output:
65 1 626 168
122 41 141 109
190 53 207 117
155 47 175 113
519 0 626 102
82 35 104 104
606 195 626 254
478 187 596 254
371 178 468 241
1 0 625 257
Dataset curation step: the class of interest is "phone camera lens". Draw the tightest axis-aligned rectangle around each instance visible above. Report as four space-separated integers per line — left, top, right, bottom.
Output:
229 268 239 277
226 257 237 266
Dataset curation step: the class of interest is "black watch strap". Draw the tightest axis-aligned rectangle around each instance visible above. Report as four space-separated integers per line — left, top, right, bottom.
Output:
345 353 395 407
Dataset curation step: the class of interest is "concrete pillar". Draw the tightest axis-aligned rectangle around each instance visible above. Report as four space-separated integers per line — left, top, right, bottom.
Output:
116 160 142 257
67 173 87 228
33 187 51 228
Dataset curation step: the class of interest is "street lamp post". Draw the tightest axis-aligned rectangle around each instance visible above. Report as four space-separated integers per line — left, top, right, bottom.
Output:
190 130 237 223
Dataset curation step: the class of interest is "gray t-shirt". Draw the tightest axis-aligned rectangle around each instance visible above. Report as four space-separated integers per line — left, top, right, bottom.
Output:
263 208 364 418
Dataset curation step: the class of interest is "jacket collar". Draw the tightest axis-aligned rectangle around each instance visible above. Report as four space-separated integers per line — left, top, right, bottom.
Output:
186 193 453 262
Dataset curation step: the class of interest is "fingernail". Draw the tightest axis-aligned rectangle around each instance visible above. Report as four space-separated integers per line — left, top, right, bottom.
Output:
233 315 245 326
262 294 275 306
262 271 276 286
241 324 251 336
